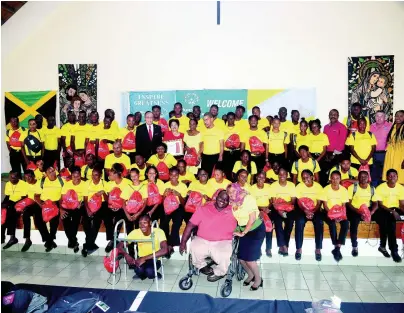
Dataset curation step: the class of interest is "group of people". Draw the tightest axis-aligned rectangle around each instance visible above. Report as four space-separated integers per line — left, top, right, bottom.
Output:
2 102 404 283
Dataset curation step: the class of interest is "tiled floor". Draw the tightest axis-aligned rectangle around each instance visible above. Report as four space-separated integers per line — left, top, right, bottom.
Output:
2 250 404 303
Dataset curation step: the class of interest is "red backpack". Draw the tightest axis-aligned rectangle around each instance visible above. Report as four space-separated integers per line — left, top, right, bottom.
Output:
98 141 110 160
108 187 124 210
15 198 35 213
42 200 59 222
358 204 371 223
298 197 316 219
7 129 23 148
157 162 169 181
1 208 7 225
163 193 180 215
74 154 85 167
26 162 37 171
327 205 347 222
122 131 136 150
184 148 198 166
358 164 372 182
88 193 103 213
273 198 294 214
259 211 273 232
126 190 144 214
341 181 353 189
59 168 71 181
61 189 80 210
146 183 162 206
225 134 241 149
103 248 120 273
185 191 203 213
85 142 96 156
249 136 265 154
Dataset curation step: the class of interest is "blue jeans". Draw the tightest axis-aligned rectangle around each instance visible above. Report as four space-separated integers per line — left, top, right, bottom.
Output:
323 212 349 246
295 210 324 249
273 209 295 248
371 151 386 187
135 259 161 279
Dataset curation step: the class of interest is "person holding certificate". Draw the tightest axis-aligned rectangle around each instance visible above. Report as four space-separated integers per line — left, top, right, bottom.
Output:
163 119 184 158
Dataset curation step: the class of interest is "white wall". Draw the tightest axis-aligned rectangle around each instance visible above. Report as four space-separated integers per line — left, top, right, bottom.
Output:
2 1 404 172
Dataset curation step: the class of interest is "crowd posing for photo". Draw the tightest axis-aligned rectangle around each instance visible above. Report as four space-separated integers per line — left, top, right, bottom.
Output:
2 103 404 285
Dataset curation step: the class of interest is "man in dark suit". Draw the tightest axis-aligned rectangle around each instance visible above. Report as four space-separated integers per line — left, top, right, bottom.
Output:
135 111 163 160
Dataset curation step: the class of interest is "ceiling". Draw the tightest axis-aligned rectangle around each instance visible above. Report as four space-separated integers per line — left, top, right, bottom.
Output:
2 1 26 25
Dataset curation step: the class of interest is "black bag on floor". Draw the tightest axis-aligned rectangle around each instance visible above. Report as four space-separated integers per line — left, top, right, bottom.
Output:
47 291 104 313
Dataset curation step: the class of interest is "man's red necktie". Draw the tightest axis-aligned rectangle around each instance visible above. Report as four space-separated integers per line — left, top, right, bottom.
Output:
148 125 153 140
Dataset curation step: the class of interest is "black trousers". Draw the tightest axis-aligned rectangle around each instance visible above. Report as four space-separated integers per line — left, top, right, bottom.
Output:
373 208 401 252
251 154 265 172
268 153 285 169
323 211 349 246
135 260 161 279
142 205 163 225
22 203 49 242
44 149 60 170
9 149 24 178
272 209 295 248
223 150 240 181
347 209 362 248
82 202 106 250
62 207 83 246
295 209 324 249
160 205 184 247
201 153 219 177
104 208 135 241
1 201 17 238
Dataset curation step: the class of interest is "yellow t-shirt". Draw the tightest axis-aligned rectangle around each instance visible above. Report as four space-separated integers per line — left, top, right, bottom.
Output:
270 181 296 202
345 132 377 165
5 180 28 202
321 185 349 208
120 183 148 200
308 133 329 154
87 124 103 141
328 166 358 181
198 118 226 132
266 169 289 181
105 178 132 193
163 181 188 201
43 127 61 151
81 166 105 181
234 119 249 132
232 194 259 226
120 127 137 153
296 182 323 205
127 228 167 257
179 171 196 184
250 184 271 207
291 158 321 182
20 130 44 157
5 127 25 151
342 116 370 132
60 123 77 147
257 118 270 130
376 183 404 208
131 164 147 181
26 181 41 200
232 161 258 182
72 124 90 150
206 178 231 198
34 169 46 181
147 153 177 169
293 133 311 151
223 125 243 152
188 181 212 200
267 131 290 154
169 115 190 133
39 177 64 201
99 127 120 150
241 129 267 152
183 132 202 151
142 179 166 196
348 184 379 208
201 126 224 155
100 120 120 132
104 153 131 171
282 121 300 135
85 180 106 201
61 180 87 202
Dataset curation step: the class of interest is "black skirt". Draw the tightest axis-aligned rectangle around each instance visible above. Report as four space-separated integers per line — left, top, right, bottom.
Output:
238 222 265 261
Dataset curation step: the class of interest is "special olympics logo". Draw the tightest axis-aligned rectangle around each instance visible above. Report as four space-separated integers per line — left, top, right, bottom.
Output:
185 93 199 105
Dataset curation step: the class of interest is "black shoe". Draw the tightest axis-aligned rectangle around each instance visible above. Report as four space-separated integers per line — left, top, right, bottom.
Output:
3 238 18 250
45 241 55 252
332 248 339 262
352 248 358 257
315 252 322 261
105 241 114 253
295 252 302 261
200 266 214 276
68 241 75 249
266 250 272 258
250 279 263 291
392 252 402 263
73 244 79 253
207 274 224 282
81 248 88 257
21 240 32 252
243 276 255 286
378 247 391 258
337 249 343 261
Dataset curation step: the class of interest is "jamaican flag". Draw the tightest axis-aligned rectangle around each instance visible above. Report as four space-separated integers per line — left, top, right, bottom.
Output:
4 91 57 129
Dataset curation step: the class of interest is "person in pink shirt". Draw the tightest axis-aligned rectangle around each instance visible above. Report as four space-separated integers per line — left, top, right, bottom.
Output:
323 109 348 183
370 111 392 186
179 190 237 282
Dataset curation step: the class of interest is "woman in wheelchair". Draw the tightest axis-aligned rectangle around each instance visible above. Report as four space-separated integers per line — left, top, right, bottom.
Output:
117 214 168 280
179 190 237 282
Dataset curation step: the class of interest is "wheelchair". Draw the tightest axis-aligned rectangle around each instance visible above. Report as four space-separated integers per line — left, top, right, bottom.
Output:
178 236 246 297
